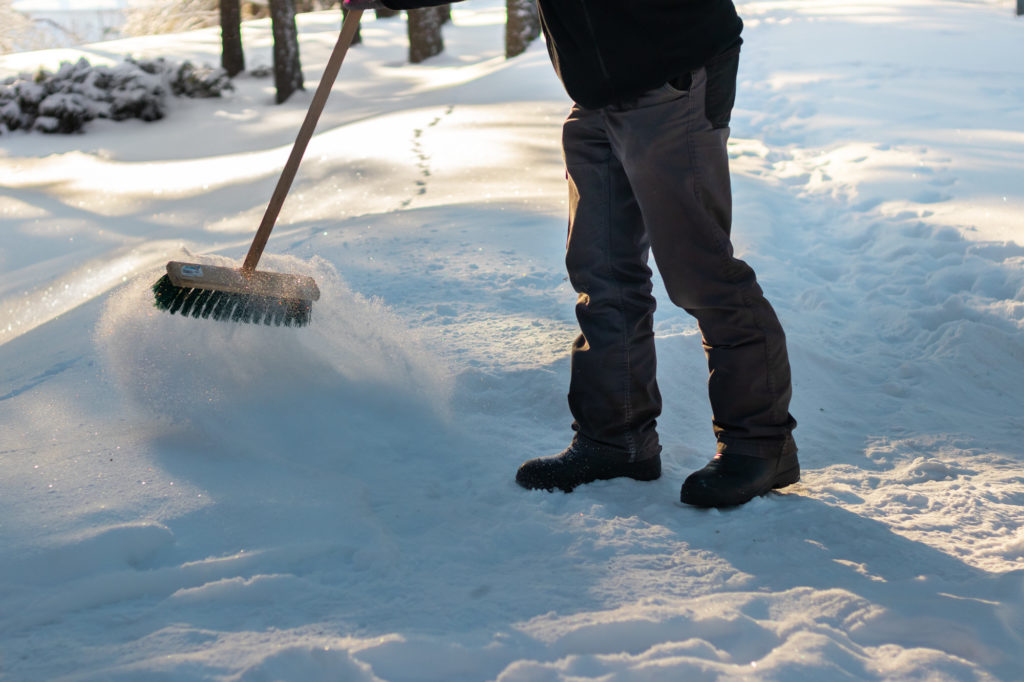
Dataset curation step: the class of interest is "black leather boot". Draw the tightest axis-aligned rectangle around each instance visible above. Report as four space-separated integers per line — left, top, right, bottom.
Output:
516 440 662 493
680 450 799 507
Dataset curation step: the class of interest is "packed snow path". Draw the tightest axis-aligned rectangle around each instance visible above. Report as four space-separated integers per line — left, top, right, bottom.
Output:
1 1 1023 679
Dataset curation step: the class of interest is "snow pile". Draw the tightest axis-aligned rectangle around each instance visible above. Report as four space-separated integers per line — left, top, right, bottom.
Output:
0 55 232 134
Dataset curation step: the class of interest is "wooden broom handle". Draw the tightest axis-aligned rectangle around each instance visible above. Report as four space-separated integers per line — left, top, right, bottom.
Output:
243 9 364 273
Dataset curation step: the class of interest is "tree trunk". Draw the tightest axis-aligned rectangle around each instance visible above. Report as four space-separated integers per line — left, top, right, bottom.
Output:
341 8 361 44
407 5 445 64
294 0 336 10
505 0 539 59
269 0 303 103
219 0 245 77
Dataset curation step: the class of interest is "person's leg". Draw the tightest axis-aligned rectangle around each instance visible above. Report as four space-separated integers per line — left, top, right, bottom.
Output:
602 50 797 505
515 104 662 492
562 105 663 461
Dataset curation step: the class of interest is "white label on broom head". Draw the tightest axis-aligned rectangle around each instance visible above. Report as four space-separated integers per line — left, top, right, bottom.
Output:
180 265 204 278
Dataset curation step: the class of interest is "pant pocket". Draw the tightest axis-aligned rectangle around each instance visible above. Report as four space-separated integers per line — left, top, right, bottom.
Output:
704 44 740 130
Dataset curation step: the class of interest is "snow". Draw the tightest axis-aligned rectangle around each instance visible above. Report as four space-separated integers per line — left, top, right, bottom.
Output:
1 0 1023 679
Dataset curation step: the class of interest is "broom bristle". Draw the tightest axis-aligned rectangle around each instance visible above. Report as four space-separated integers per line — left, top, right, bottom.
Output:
152 275 312 327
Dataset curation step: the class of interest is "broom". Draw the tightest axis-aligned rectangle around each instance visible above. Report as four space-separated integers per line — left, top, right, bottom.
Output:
152 9 365 327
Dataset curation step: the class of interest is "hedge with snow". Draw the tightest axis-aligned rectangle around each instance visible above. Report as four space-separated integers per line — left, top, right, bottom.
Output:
0 57 237 135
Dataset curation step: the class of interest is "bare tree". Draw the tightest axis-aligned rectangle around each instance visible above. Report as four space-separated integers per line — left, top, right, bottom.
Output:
269 0 303 103
220 0 245 76
505 0 539 59
407 4 447 64
294 0 336 10
341 8 362 44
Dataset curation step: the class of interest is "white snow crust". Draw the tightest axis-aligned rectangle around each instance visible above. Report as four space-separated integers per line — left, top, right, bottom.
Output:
1 1 1023 679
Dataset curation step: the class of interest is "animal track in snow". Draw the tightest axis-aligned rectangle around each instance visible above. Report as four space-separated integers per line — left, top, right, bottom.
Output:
399 105 455 209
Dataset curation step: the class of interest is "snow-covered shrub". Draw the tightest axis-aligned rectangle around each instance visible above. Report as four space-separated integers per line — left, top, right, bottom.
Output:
0 78 44 131
35 92 95 133
167 60 234 98
246 64 273 79
0 56 233 134
108 75 167 122
1 97 29 132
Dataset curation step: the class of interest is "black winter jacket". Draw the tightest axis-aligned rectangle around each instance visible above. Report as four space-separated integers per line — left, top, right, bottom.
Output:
382 0 743 109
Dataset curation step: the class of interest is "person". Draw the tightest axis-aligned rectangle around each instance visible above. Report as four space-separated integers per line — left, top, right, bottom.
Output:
345 0 799 507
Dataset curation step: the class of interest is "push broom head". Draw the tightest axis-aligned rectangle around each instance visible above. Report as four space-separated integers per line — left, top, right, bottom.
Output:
152 261 321 327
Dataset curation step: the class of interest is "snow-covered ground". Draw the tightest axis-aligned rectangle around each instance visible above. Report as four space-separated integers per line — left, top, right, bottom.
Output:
2 1 1023 679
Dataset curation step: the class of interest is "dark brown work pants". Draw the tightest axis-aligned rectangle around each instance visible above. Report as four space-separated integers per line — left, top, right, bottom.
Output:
562 47 797 463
